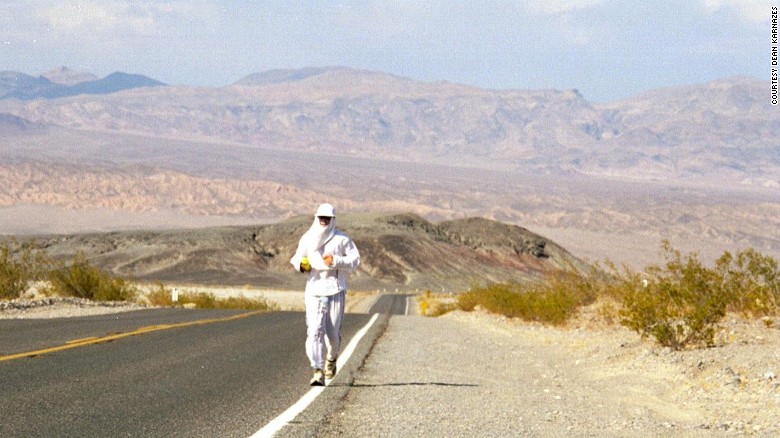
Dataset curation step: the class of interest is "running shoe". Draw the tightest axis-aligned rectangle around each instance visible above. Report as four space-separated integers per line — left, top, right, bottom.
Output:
310 369 325 386
325 357 337 379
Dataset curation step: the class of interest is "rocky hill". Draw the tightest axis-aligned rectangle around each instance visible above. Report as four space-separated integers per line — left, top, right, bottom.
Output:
23 213 587 292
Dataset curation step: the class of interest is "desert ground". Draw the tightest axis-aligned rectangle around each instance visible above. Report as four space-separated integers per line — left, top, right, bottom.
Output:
3 169 777 272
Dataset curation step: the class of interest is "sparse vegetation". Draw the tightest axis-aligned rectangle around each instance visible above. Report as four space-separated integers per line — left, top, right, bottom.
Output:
1 242 277 312
417 290 458 316
715 248 780 317
452 241 780 350
457 268 599 325
177 292 276 310
46 252 137 302
0 239 47 300
144 282 176 306
145 282 276 310
5 235 780 350
618 242 728 349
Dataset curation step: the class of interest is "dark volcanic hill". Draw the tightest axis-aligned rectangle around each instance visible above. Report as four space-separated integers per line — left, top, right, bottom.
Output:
25 213 587 292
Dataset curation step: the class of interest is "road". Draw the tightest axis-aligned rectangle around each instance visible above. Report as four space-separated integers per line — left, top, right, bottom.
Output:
0 295 408 437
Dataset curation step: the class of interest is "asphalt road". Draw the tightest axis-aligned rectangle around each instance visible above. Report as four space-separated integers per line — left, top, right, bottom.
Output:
0 295 407 437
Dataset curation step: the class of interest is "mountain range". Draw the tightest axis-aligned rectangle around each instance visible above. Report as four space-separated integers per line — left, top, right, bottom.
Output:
0 67 165 101
0 66 777 269
0 66 775 187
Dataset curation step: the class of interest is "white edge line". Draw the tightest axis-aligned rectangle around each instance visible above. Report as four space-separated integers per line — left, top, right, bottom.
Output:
250 312 380 438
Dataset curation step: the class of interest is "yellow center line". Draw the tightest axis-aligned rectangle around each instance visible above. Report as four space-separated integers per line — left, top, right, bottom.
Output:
0 310 266 362
66 336 99 344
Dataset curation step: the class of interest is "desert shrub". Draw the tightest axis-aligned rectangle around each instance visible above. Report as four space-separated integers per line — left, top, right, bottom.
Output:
0 240 49 300
145 282 174 306
417 292 430 315
427 301 458 316
458 283 514 314
716 249 780 316
619 242 727 350
594 298 621 325
417 290 458 316
457 271 595 326
214 295 277 310
146 283 275 310
455 240 779 349
542 267 600 307
47 253 137 302
178 291 275 310
457 287 481 312
180 292 219 308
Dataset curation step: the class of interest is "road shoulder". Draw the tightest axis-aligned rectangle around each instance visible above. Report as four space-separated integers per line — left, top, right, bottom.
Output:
314 310 780 437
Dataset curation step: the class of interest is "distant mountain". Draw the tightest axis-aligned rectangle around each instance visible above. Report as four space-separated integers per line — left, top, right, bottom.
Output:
232 66 412 87
68 72 166 96
0 68 773 186
41 66 98 86
0 70 166 100
0 71 57 100
0 113 40 133
234 67 346 85
590 76 778 182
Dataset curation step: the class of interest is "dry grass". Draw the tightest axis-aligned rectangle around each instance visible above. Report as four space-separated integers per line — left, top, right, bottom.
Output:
144 282 277 311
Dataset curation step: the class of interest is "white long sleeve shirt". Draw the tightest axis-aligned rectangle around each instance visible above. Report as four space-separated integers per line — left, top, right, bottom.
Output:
290 231 360 297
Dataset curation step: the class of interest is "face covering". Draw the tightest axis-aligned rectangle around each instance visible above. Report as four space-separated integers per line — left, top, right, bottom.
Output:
303 216 336 270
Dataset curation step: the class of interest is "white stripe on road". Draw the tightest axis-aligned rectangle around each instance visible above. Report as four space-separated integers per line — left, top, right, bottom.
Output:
250 312 380 438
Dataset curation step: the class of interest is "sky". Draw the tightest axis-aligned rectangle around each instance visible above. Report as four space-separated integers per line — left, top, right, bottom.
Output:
0 0 774 102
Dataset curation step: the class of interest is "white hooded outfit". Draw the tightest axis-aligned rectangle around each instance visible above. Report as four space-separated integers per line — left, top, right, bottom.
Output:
290 204 360 371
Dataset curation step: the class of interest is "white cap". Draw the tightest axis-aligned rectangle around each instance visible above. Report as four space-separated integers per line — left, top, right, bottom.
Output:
315 203 336 217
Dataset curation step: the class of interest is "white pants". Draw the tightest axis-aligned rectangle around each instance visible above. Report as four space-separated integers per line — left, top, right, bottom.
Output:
305 290 345 370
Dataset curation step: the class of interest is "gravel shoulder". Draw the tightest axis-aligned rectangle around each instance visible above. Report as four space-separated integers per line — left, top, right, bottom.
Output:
316 309 780 437
0 297 150 319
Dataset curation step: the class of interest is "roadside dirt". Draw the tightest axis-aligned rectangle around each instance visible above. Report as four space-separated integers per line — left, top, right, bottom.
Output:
318 307 780 437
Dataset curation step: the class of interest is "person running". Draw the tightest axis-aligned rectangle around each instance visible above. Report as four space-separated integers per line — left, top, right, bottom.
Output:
290 203 361 386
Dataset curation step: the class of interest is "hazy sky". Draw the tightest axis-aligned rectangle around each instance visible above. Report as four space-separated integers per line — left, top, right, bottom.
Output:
1 0 773 102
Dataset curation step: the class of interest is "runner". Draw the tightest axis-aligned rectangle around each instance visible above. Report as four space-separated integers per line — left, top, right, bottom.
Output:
290 203 361 386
